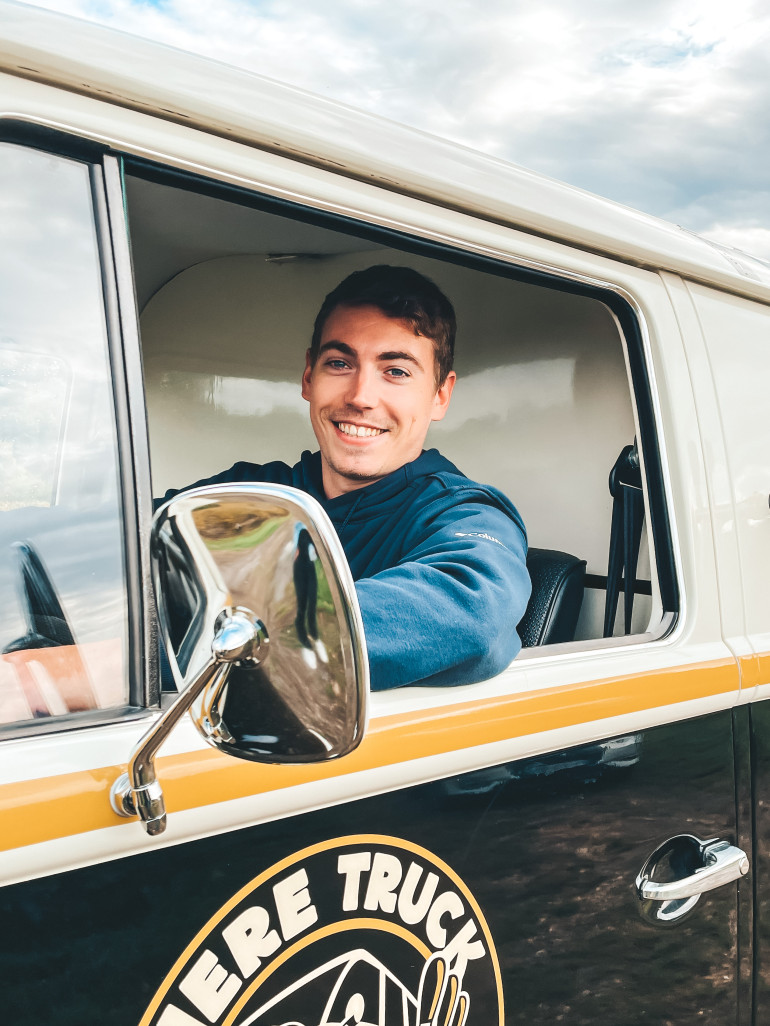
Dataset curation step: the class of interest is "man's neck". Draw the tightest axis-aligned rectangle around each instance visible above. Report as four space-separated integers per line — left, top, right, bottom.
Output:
321 467 384 500
320 452 425 500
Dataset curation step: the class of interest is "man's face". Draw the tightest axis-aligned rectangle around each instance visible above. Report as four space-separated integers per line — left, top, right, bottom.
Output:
301 303 456 499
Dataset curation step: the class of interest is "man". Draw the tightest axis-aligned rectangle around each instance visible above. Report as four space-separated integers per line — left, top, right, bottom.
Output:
161 265 530 690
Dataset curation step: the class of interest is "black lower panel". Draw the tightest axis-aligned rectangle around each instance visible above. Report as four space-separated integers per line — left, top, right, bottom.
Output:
1 710 740 1025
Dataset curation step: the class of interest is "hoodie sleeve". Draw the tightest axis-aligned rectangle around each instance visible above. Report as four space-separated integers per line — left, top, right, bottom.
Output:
354 497 531 690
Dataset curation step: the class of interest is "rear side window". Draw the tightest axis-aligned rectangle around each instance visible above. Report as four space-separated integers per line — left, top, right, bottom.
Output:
0 143 129 728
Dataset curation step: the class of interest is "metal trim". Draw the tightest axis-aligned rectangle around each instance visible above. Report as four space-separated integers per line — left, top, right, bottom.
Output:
0 705 153 743
101 153 159 708
89 159 150 713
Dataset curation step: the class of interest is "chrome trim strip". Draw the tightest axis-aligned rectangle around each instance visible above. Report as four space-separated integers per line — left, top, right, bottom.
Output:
90 159 148 712
515 613 679 662
0 705 154 743
101 153 159 708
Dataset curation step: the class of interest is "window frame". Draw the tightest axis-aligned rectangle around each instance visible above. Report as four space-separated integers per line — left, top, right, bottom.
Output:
0 123 157 739
123 153 680 649
0 117 681 744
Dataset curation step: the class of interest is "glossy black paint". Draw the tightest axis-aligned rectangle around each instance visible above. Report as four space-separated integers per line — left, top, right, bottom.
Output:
0 709 744 1025
733 705 754 1026
750 699 770 1025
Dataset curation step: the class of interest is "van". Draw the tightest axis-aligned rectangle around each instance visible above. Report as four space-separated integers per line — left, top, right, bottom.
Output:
2 3 770 1023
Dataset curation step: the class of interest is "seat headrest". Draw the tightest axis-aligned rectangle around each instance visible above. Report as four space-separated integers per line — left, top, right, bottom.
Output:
518 548 587 648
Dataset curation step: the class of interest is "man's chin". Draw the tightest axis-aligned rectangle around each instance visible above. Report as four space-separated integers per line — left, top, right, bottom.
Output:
323 455 390 492
335 465 384 484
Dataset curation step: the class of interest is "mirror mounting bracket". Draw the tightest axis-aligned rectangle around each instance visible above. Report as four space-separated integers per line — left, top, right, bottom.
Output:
110 608 266 835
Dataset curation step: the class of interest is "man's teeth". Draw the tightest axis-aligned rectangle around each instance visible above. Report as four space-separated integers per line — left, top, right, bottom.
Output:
337 422 384 438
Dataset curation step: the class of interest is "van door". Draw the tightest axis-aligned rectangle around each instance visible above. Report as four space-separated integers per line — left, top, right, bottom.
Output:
0 131 746 1026
676 276 770 1023
117 156 751 1025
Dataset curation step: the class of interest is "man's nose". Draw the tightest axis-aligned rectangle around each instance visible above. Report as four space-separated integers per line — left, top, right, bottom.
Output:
344 367 377 409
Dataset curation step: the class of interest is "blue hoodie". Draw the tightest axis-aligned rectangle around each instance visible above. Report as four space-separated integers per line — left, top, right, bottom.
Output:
162 449 530 691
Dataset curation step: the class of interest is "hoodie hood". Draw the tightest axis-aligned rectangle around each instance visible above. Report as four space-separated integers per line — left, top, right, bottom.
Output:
300 448 525 542
302 448 465 522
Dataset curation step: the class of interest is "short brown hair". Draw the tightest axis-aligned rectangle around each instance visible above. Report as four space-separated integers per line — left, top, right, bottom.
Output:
310 265 456 386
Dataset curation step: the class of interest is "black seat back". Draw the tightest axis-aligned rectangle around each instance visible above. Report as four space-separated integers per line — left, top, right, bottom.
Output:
518 548 586 647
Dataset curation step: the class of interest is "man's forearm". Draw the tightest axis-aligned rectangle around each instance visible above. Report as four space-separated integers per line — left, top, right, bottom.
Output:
356 525 530 691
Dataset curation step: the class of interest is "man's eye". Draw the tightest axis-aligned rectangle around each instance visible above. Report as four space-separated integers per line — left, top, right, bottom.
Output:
387 367 409 378
326 359 348 369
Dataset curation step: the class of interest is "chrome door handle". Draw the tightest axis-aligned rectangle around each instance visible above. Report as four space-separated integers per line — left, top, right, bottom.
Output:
638 837 749 900
636 835 749 924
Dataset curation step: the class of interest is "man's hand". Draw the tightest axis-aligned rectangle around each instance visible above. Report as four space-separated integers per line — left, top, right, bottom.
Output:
416 954 469 1026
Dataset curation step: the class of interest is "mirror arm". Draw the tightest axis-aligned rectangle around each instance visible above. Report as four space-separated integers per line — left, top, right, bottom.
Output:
110 659 229 835
110 608 264 835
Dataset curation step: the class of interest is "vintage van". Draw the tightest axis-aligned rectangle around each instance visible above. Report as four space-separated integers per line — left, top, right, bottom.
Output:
2 2 770 1023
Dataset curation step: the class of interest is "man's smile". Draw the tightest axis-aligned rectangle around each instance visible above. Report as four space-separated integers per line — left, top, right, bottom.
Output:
333 420 387 439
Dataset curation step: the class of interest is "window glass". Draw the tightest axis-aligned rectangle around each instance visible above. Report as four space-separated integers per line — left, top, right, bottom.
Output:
0 143 129 727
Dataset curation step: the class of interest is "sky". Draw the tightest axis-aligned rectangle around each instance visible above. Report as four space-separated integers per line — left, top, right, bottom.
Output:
23 0 770 259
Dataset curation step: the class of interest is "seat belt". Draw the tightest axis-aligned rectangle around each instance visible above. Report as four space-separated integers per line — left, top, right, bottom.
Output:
603 442 644 637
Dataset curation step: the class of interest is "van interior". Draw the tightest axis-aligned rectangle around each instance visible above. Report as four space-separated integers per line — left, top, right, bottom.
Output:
125 167 663 649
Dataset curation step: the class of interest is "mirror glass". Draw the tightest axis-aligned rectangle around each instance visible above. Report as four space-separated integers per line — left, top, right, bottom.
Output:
152 484 368 762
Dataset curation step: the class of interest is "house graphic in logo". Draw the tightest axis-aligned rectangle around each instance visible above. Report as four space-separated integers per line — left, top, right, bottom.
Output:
241 948 468 1026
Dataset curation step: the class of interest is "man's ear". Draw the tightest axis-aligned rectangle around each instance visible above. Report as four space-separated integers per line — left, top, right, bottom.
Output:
301 350 313 401
430 370 457 422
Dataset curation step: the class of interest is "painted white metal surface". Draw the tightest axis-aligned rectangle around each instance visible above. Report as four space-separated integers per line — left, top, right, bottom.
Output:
0 674 741 890
659 271 751 672
686 281 770 682
0 0 769 302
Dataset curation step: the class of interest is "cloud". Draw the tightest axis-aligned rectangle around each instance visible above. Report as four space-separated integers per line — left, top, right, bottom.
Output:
702 224 770 261
23 0 770 257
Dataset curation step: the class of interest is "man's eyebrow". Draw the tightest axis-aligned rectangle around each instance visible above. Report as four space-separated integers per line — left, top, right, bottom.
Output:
318 340 355 357
317 342 424 371
378 350 422 368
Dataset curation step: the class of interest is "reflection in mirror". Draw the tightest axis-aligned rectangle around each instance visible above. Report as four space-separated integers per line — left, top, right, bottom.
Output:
153 483 368 763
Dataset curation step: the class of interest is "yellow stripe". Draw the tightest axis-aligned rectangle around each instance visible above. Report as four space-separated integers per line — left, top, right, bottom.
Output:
0 658 737 853
741 652 770 688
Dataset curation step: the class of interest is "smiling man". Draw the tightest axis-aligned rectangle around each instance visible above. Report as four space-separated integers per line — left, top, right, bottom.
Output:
164 265 530 690
302 288 456 498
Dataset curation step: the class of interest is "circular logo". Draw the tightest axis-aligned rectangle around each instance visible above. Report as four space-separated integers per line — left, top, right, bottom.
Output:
141 834 503 1026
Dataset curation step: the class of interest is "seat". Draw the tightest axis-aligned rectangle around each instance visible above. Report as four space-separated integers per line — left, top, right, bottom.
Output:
518 547 587 647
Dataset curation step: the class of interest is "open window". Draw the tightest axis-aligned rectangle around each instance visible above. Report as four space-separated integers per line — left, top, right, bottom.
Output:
125 161 677 659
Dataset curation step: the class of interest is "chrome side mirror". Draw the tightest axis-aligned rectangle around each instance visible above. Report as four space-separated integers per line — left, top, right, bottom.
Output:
111 484 368 834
